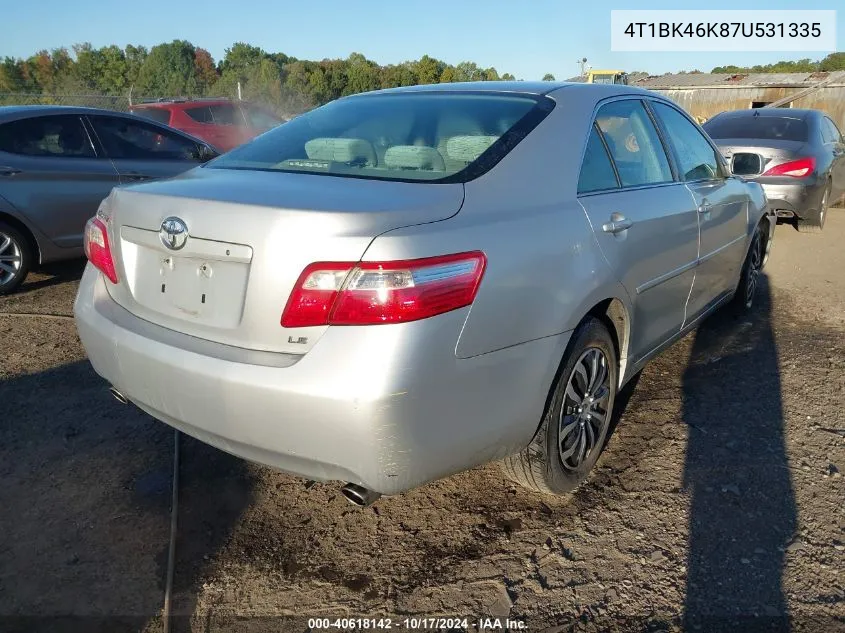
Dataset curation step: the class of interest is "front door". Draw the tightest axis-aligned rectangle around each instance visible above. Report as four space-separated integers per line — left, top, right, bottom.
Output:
649 101 749 323
577 99 699 363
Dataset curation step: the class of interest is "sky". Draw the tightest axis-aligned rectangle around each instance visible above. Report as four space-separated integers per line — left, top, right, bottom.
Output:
1 0 841 79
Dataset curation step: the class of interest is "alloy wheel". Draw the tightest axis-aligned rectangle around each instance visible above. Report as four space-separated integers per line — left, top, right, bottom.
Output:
0 231 22 289
744 230 763 308
558 348 611 470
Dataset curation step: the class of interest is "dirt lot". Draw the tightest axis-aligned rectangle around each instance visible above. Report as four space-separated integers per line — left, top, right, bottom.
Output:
1 213 844 633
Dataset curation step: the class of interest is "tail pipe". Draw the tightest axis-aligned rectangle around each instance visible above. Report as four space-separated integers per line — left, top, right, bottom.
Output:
341 483 381 507
109 386 129 405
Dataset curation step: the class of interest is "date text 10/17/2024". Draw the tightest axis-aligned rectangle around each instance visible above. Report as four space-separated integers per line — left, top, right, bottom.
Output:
307 617 527 630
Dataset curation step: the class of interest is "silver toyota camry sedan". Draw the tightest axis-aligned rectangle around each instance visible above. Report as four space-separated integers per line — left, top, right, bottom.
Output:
74 82 774 504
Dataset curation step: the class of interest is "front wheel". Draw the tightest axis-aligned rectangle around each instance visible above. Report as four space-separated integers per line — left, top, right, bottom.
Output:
502 317 618 495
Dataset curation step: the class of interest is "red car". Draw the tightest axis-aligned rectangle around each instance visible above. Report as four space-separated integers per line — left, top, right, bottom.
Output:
129 98 282 152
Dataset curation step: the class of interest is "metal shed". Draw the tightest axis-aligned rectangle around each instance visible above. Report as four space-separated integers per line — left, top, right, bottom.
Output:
631 71 845 128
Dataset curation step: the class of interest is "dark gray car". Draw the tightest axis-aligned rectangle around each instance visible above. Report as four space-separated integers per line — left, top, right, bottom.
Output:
0 106 218 293
703 108 845 233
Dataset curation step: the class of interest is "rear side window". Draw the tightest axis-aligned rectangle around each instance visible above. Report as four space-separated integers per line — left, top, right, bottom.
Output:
209 92 554 183
823 118 843 144
89 116 199 161
0 115 95 158
595 100 672 188
209 104 241 125
703 114 808 142
578 124 619 193
130 108 171 126
651 102 723 182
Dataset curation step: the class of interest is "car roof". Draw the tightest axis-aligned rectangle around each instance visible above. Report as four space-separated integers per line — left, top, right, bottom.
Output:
347 81 654 99
0 104 143 122
131 98 234 109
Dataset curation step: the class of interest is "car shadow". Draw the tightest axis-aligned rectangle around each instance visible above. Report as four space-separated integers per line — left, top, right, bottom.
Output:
0 359 257 633
681 275 796 631
22 259 87 293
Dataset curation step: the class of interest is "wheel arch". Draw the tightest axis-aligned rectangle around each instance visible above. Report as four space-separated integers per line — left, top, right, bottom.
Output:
0 210 40 264
587 297 631 386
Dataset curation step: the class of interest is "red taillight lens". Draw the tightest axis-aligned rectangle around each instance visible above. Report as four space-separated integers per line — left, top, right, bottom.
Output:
281 251 487 328
83 217 118 284
761 156 815 178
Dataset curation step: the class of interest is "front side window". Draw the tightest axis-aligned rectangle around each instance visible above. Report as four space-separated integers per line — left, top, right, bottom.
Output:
208 104 241 126
578 124 619 194
0 115 95 158
89 116 199 161
594 100 673 188
242 105 281 130
208 92 553 183
652 102 723 182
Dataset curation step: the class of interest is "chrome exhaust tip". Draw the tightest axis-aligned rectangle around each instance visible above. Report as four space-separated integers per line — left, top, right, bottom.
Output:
109 386 129 405
341 483 381 507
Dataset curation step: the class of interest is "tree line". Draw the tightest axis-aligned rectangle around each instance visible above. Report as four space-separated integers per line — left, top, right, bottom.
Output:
712 53 845 74
0 40 540 114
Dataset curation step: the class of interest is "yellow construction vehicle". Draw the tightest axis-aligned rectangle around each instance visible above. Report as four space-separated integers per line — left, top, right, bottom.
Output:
587 70 628 85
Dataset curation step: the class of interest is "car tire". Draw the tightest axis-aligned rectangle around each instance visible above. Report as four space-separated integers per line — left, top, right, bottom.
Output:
732 221 765 314
0 221 32 296
502 317 618 495
796 181 830 234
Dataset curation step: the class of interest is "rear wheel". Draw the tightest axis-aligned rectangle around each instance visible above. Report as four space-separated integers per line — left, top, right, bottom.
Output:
502 317 618 494
797 182 829 233
732 221 765 314
0 222 32 296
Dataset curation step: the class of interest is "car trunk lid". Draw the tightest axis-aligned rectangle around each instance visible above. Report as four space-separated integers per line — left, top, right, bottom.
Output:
104 167 464 354
715 138 807 177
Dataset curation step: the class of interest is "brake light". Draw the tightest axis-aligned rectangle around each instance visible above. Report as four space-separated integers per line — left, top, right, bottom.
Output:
761 156 815 178
83 217 118 284
281 252 486 327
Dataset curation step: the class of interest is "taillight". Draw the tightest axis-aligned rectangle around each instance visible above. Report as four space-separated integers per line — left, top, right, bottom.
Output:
83 217 118 284
761 156 815 178
281 251 486 327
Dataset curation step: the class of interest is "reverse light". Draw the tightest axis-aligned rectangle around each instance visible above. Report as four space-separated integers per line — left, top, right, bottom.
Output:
761 156 815 178
281 251 487 328
83 216 118 284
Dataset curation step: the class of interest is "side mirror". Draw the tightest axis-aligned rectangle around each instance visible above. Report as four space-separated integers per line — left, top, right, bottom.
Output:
730 153 762 177
196 144 218 163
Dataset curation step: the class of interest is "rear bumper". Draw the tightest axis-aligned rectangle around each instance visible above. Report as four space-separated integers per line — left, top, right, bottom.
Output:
759 179 824 219
74 265 568 494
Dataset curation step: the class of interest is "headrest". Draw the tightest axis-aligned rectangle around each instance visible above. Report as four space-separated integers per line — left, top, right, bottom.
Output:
304 138 376 166
383 146 445 171
445 135 499 164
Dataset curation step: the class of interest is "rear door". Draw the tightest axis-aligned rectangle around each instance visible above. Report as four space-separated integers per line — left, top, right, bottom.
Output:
650 100 749 322
577 98 699 363
0 114 120 248
86 114 203 183
182 103 246 151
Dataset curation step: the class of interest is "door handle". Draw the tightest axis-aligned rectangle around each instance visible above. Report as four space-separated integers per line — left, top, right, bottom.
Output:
602 215 633 234
698 198 712 214
123 172 151 181
0 167 22 177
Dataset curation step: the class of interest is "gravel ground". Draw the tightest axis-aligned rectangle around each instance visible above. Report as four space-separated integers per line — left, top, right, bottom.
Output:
0 213 843 633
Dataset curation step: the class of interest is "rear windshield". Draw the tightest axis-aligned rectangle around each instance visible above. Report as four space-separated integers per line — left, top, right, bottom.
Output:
207 92 554 183
129 108 171 125
704 114 808 142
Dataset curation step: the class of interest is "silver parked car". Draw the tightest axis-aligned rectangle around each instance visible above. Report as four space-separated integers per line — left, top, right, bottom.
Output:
703 108 845 233
0 106 218 294
74 82 774 504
